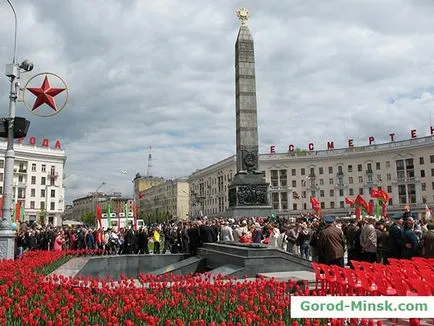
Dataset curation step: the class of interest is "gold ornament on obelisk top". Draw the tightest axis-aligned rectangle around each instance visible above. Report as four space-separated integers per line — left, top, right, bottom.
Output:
236 8 249 26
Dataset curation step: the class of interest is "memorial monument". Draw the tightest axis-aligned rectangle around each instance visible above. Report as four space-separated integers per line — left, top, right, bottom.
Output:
226 8 272 218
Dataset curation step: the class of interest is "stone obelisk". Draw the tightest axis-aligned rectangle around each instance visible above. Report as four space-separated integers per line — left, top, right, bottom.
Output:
226 8 271 218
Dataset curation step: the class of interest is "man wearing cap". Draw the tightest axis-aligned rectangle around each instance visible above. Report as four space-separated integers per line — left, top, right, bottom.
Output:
317 216 345 266
385 214 404 263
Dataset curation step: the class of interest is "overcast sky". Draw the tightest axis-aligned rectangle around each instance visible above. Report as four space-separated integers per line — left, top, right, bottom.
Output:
1 0 434 204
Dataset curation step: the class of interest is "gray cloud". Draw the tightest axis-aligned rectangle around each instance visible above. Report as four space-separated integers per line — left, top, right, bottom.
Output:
1 0 434 203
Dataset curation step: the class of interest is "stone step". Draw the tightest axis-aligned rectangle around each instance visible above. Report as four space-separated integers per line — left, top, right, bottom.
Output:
258 270 316 283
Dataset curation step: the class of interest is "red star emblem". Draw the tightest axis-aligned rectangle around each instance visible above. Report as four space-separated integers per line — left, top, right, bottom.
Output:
27 75 66 111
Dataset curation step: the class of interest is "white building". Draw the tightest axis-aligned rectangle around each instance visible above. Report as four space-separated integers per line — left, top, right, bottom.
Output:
188 134 434 217
0 138 66 226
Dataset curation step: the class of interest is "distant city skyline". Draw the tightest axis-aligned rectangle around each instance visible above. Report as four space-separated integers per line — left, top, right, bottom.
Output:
1 0 434 204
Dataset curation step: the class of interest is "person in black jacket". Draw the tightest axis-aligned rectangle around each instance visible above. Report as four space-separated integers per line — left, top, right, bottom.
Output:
385 214 404 263
187 222 201 256
199 221 215 244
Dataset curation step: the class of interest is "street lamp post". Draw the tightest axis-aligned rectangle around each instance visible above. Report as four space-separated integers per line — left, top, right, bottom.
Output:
0 0 33 260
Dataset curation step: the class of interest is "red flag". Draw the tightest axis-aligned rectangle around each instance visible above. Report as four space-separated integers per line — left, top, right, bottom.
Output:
378 189 390 204
310 196 320 213
368 201 374 216
370 188 389 204
15 202 21 223
354 194 369 213
0 196 3 216
355 207 361 221
96 203 102 229
370 188 381 199
345 197 354 206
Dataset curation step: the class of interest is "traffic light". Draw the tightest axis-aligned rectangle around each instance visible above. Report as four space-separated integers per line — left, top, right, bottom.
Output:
0 117 30 138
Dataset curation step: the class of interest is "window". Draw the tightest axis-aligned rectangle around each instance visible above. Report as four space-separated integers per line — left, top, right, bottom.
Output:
337 166 343 174
320 202 325 209
301 168 305 176
0 160 3 168
422 183 426 191
41 164 46 172
358 164 362 172
377 175 382 182
292 180 296 187
41 177 46 185
421 170 425 178
431 155 434 163
291 169 296 176
31 163 36 172
339 201 345 208
41 189 45 197
339 189 344 197
387 174 391 181
329 178 334 185
386 161 390 168
293 203 298 210
367 163 372 172
329 189 334 197
319 167 324 175
359 188 364 195
348 165 353 172
387 186 392 193
30 201 35 209
358 176 363 183
309 167 315 177
31 176 36 185
320 190 325 197
30 188 35 197
0 173 3 182
349 188 354 196
330 201 335 209
432 169 434 177
18 175 23 183
420 157 424 165
40 202 45 210
328 167 333 174
376 162 381 170
50 202 55 210
349 177 353 184
319 179 324 185
50 189 56 198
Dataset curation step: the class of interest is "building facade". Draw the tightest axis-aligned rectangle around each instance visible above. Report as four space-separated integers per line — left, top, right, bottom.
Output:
0 139 66 226
72 192 133 222
188 135 434 217
141 178 189 222
133 173 165 218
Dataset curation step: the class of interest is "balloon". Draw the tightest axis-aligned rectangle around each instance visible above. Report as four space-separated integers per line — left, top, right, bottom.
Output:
10 222 17 230
68 224 72 228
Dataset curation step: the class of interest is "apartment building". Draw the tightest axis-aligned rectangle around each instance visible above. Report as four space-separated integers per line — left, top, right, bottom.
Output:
188 135 434 217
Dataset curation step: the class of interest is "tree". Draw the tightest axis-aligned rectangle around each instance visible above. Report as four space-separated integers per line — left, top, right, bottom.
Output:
81 211 96 226
37 209 47 226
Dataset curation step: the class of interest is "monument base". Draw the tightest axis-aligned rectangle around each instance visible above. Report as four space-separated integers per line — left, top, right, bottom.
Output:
0 226 16 260
223 206 272 218
225 172 271 218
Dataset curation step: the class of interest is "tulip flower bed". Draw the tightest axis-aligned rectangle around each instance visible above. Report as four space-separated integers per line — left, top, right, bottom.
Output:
0 250 402 326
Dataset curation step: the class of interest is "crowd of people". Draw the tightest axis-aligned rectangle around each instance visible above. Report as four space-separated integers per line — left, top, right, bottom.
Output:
14 208 434 268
